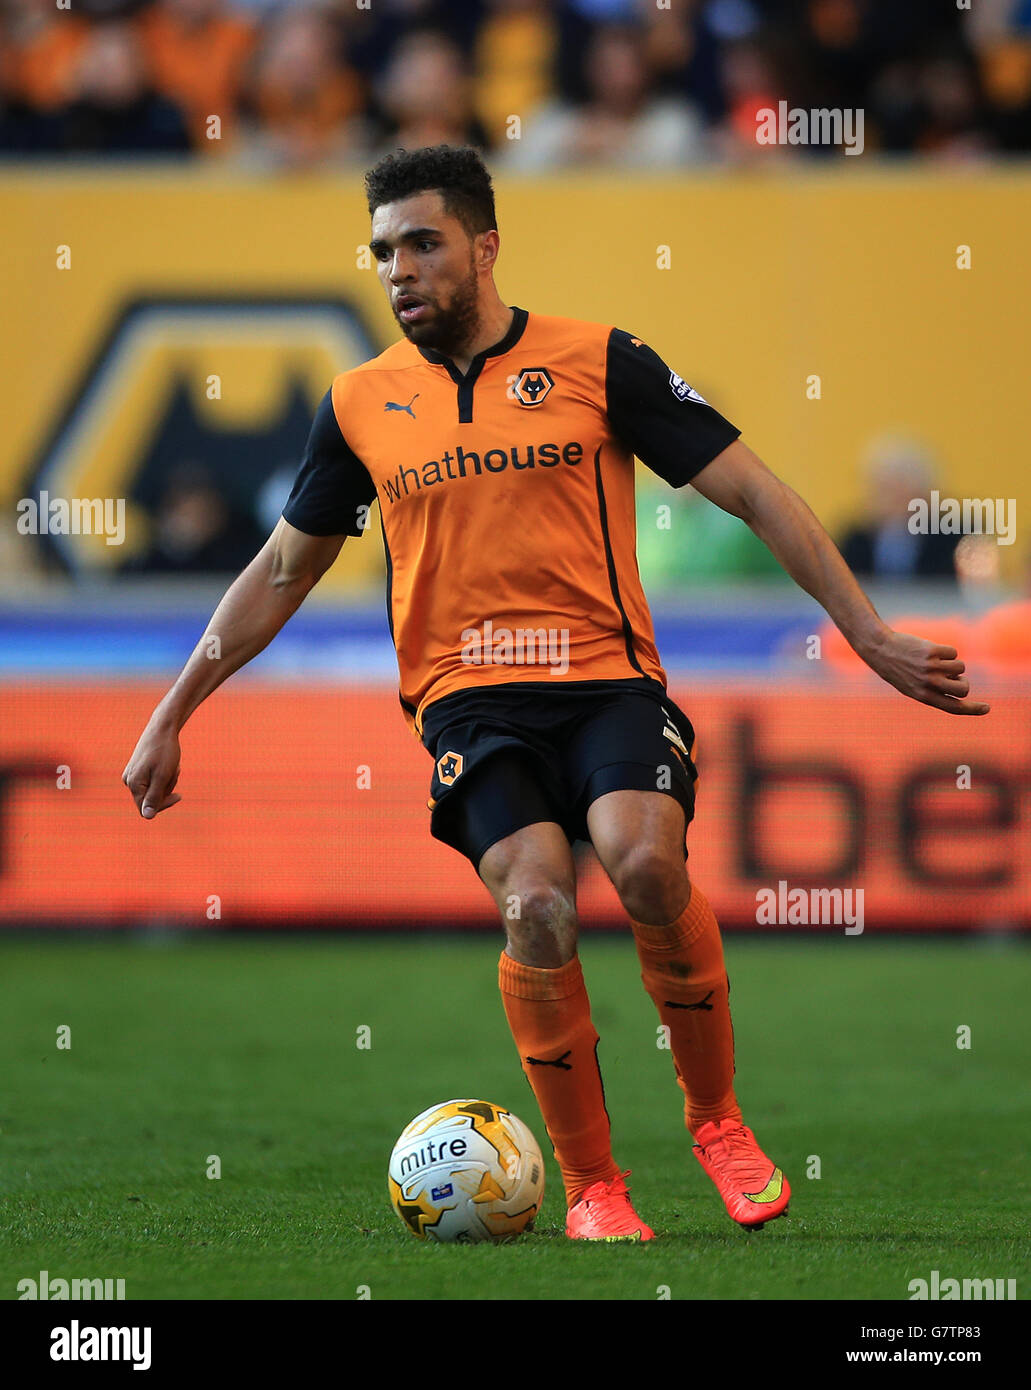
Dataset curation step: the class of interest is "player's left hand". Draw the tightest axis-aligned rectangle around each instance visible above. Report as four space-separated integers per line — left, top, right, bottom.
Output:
862 630 990 715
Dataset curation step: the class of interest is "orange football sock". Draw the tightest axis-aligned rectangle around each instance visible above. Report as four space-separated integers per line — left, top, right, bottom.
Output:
631 884 742 1135
498 950 621 1209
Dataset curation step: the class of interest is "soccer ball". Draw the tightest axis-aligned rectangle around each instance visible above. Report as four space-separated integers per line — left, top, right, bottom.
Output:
388 1098 545 1243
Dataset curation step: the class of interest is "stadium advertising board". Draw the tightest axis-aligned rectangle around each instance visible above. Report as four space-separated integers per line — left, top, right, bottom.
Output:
2 684 1026 930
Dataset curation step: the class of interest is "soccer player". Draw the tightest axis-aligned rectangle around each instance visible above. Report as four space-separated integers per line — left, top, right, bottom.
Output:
123 145 989 1242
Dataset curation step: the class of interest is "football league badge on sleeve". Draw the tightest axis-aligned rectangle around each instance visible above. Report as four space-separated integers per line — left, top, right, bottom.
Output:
669 371 709 405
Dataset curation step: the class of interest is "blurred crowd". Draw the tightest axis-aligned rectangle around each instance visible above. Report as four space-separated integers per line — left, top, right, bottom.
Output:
3 0 1031 166
638 432 1000 589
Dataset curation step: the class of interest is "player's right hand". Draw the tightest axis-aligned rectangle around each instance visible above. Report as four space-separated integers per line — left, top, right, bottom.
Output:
122 722 183 819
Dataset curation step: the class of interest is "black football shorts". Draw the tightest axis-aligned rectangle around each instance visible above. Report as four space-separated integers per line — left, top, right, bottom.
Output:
419 676 698 869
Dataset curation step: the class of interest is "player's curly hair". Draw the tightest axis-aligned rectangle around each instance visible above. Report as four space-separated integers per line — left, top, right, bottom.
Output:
364 145 497 239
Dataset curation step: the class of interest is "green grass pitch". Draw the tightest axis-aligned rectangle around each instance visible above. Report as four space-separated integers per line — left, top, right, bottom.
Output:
0 933 1027 1301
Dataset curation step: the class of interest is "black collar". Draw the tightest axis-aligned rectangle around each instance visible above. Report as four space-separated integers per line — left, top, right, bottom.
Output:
416 306 528 376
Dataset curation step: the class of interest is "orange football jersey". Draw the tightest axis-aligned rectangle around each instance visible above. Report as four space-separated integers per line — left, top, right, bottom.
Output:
283 307 739 735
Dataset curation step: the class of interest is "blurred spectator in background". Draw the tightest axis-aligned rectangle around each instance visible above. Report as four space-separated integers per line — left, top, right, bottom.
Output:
236 5 366 168
55 20 192 155
964 0 1031 150
714 35 783 162
838 434 959 582
784 0 874 117
0 0 91 151
124 463 265 574
4 0 1031 163
369 28 489 158
953 533 1004 593
473 0 558 149
640 0 728 128
789 0 995 159
138 0 257 153
341 0 485 86
502 20 707 168
0 2 196 156
914 46 993 159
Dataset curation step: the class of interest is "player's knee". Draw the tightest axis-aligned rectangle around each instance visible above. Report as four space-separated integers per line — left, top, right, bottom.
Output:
506 881 575 931
502 881 576 967
609 844 688 925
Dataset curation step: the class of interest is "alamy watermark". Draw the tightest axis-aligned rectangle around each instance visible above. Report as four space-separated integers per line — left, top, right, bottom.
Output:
908 492 1016 546
16 493 125 546
755 102 864 156
909 1270 1016 1300
17 1269 125 1300
755 880 864 934
50 1321 151 1371
461 620 569 675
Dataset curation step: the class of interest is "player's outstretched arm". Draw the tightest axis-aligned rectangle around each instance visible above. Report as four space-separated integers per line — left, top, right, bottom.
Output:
122 518 346 818
690 439 990 717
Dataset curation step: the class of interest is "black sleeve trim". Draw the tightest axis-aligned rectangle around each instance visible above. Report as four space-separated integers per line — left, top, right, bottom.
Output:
605 328 741 487
282 387 377 537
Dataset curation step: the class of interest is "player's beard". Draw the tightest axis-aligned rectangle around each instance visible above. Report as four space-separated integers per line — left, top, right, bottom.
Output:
398 260 481 360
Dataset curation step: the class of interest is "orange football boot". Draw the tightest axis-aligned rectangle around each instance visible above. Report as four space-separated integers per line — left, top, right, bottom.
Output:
565 1170 655 1242
692 1119 790 1229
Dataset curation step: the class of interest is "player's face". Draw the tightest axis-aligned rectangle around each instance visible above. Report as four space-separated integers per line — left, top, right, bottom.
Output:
369 191 482 359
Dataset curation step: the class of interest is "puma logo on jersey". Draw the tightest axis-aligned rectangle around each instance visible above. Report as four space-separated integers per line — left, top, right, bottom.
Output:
385 393 419 417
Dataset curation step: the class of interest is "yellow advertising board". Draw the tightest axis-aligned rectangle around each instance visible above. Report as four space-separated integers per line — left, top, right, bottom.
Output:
3 167 1028 586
